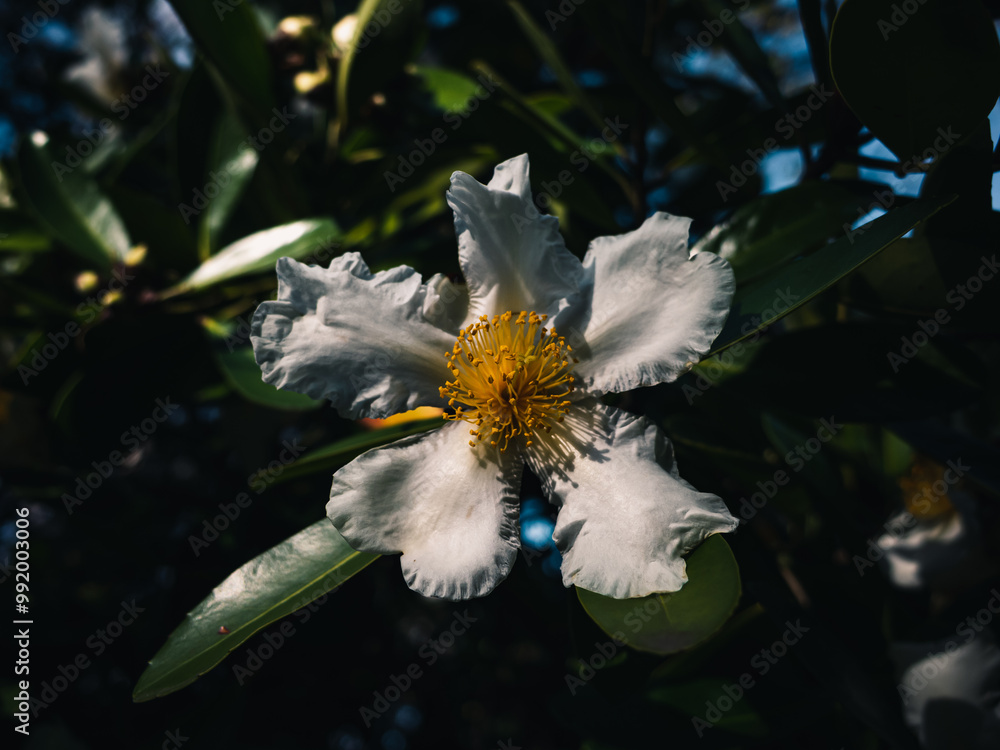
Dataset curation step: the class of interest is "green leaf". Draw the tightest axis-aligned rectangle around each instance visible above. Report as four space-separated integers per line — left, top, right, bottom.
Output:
214 347 323 411
0 209 51 252
168 0 274 117
133 520 378 702
694 181 883 284
576 535 741 655
199 111 260 259
830 0 1000 161
848 236 950 315
277 418 444 482
412 66 487 114
166 218 341 295
709 194 954 355
15 134 131 268
336 0 423 137
506 1 613 141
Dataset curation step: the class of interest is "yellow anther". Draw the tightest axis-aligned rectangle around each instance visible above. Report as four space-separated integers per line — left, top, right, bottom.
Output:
440 309 575 452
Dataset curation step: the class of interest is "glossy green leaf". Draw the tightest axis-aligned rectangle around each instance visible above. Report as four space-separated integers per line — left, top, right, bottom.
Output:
830 0 1000 161
166 218 341 295
694 181 883 284
199 111 260 258
577 534 741 655
168 0 274 117
15 134 130 268
214 347 322 411
133 520 378 701
709 193 954 355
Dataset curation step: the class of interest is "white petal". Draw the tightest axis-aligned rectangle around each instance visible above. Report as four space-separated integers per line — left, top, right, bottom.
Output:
422 272 469 332
326 421 523 600
555 212 735 396
447 154 583 321
526 401 738 599
877 509 969 589
892 632 1000 750
251 254 456 419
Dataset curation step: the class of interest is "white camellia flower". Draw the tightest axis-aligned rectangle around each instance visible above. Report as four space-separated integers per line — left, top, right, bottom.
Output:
251 154 738 600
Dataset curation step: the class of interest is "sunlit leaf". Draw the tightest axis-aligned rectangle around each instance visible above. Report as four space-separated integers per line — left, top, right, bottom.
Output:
15 134 131 268
199 111 260 258
166 218 341 295
695 181 883 284
133 520 378 701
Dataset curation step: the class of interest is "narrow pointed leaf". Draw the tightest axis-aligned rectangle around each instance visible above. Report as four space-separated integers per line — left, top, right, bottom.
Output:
708 194 955 354
15 134 130 268
166 218 340 294
133 520 378 701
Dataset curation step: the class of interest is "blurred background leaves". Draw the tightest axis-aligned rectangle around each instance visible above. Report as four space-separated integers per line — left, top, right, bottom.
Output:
1 0 1000 748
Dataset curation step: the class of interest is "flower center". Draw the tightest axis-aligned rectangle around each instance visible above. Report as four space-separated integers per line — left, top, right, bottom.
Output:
440 311 577 452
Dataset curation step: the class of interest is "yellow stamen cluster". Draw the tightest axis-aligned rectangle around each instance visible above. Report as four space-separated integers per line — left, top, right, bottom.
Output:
440 311 577 452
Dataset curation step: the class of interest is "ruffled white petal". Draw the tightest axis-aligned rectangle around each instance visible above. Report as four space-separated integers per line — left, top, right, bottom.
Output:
892 632 1000 750
554 212 735 397
251 254 456 420
326 421 523 600
447 154 583 322
526 401 738 598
